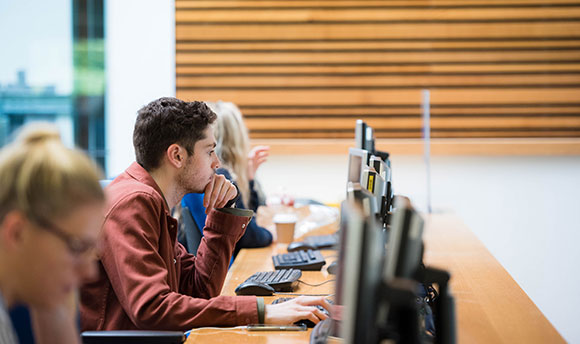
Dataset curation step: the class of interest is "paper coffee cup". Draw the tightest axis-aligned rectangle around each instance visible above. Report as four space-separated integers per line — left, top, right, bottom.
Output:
273 213 297 243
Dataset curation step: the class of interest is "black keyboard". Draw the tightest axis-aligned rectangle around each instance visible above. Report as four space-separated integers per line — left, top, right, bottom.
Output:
272 249 326 271
304 233 339 249
310 318 333 344
240 269 302 292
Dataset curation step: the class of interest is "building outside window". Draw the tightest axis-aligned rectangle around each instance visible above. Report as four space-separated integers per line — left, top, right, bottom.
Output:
0 0 105 171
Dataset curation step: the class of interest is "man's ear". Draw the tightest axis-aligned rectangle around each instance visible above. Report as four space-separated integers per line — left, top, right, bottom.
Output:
166 143 188 169
0 211 28 250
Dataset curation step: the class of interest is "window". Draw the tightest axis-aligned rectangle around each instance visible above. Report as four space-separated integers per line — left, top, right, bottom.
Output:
0 0 105 169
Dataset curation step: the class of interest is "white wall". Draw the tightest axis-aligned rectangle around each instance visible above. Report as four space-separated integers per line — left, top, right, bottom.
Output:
257 154 580 342
105 0 175 177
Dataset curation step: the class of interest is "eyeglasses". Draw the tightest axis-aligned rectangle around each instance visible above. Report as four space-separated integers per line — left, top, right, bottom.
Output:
30 216 96 256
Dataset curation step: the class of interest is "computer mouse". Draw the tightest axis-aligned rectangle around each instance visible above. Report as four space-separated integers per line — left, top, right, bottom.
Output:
287 241 316 252
326 261 338 275
234 280 275 296
272 298 331 328
295 305 330 328
295 319 316 328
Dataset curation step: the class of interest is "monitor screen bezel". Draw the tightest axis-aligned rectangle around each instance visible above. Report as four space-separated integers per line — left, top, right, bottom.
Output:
336 199 384 344
354 120 367 150
383 201 424 281
347 147 369 186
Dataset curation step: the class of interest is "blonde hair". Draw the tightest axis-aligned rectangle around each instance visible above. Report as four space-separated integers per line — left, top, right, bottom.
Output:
0 123 104 223
207 101 251 206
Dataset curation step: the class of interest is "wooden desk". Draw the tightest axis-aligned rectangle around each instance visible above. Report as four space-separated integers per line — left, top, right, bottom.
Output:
186 205 337 343
186 213 564 343
423 214 564 343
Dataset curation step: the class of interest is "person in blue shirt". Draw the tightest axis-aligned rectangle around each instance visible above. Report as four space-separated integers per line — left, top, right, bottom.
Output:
181 101 272 258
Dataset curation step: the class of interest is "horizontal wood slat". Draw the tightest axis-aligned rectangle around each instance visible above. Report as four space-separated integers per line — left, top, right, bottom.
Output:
177 40 580 51
244 117 580 130
176 1 580 140
249 130 580 139
241 105 580 116
176 23 580 40
178 88 580 105
177 74 580 88
176 1 580 9
176 8 580 23
175 51 580 64
177 63 580 75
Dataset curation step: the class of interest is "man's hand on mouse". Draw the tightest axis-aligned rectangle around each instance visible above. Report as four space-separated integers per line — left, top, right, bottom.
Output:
264 296 331 325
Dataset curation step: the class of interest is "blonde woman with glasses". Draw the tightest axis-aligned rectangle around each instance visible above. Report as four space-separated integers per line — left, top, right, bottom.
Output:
0 124 105 344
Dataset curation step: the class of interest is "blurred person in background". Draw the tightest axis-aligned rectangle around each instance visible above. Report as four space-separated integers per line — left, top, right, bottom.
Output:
181 101 273 257
0 124 104 344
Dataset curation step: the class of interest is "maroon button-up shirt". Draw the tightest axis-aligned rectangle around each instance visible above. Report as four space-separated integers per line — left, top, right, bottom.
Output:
80 162 257 330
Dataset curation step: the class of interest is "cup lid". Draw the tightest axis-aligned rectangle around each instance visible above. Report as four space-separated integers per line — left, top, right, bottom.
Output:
273 213 298 224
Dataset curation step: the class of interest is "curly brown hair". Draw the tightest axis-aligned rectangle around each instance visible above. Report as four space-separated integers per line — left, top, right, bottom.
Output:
133 97 217 171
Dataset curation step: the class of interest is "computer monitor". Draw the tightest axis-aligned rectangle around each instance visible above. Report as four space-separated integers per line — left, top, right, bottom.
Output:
347 147 369 186
379 201 455 344
332 201 357 338
347 182 378 217
364 126 375 154
383 199 424 281
383 162 394 219
354 119 376 153
354 119 390 161
354 119 367 150
357 154 394 227
367 156 387 198
369 155 385 177
335 198 385 344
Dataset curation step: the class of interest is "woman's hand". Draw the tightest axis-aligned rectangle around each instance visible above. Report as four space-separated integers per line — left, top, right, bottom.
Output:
247 146 270 180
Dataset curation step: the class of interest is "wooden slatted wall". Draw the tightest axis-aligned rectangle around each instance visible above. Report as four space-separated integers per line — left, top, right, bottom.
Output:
176 0 580 139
